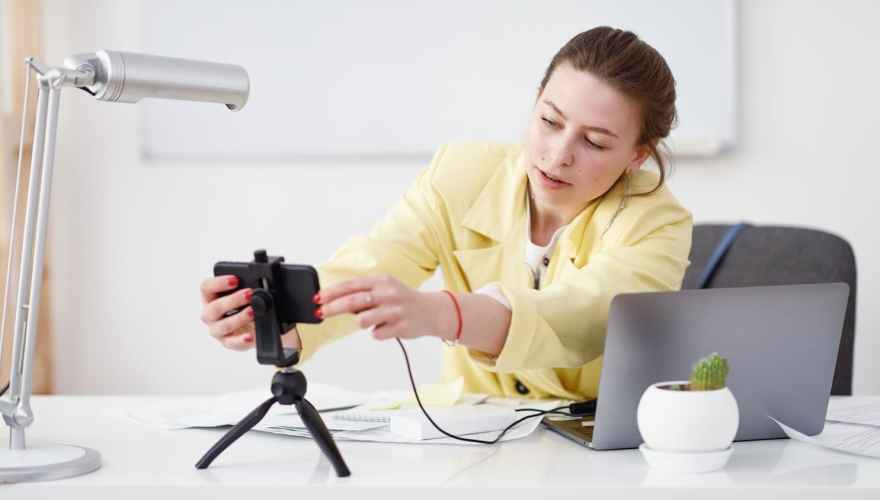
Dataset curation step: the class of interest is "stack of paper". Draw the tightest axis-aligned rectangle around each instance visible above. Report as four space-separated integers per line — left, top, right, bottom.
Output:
772 396 880 459
825 397 880 427
259 400 560 445
125 379 561 445
125 382 366 430
389 405 521 440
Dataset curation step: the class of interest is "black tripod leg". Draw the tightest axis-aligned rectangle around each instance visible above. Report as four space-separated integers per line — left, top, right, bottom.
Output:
195 396 277 469
296 398 351 477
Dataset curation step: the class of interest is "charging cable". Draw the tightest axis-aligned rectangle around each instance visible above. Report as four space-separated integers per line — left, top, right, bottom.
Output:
395 338 596 444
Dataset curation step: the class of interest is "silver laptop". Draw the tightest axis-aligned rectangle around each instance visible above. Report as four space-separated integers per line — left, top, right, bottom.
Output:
543 283 850 450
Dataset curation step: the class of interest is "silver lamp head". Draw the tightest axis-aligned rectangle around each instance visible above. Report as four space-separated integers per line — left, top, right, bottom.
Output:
63 50 249 111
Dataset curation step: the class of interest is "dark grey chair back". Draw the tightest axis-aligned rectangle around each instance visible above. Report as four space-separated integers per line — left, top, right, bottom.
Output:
682 224 857 395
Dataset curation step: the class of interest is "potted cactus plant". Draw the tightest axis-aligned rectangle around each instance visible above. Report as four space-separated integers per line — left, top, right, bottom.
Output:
636 353 739 473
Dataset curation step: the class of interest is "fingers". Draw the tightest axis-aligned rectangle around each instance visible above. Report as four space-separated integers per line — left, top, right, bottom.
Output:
318 275 390 305
321 290 381 318
208 306 255 340
221 330 256 351
357 305 402 331
319 275 401 319
201 275 240 304
202 288 253 324
371 322 402 341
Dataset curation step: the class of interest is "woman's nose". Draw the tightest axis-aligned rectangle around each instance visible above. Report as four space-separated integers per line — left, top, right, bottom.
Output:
545 141 574 168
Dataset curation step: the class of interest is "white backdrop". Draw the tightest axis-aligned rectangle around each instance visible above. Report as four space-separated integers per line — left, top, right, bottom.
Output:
139 0 736 160
37 0 880 396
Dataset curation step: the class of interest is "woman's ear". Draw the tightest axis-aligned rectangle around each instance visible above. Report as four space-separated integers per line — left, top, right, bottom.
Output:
627 144 652 174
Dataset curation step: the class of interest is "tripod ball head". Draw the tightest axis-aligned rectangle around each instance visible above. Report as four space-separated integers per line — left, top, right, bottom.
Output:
272 368 306 404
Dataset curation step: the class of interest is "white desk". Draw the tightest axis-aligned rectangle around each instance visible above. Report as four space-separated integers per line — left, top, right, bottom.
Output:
4 395 880 499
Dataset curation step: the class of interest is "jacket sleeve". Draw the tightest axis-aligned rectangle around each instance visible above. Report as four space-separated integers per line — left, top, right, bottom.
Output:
466 191 693 372
294 148 449 364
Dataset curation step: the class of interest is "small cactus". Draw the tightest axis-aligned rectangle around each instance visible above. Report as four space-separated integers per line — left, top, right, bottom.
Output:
688 353 730 391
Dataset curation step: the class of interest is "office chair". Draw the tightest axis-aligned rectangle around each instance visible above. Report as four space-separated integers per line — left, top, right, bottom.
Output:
682 224 857 396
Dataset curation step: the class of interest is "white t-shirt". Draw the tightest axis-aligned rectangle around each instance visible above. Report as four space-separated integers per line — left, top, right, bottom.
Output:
474 198 567 309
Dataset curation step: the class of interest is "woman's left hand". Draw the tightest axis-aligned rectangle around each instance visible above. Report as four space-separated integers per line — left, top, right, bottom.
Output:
316 275 453 341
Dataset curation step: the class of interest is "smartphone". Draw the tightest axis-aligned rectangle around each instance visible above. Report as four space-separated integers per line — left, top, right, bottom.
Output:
213 261 322 325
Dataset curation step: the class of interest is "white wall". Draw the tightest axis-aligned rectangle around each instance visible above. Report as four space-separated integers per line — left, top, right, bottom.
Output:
39 0 880 396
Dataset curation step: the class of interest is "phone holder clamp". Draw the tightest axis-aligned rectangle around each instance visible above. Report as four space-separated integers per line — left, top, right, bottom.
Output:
195 249 351 477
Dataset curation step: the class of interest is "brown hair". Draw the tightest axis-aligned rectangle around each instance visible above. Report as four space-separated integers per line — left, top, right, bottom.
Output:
539 26 677 195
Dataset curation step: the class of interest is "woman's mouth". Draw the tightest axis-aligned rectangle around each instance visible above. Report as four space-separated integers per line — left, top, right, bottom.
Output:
536 167 570 189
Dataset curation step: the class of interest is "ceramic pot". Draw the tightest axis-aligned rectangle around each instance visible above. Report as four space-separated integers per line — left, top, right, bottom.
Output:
636 380 739 453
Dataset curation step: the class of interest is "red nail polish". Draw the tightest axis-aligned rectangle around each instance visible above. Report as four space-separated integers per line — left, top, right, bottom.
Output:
315 307 324 320
247 308 254 319
313 293 321 304
243 334 253 342
244 290 253 301
228 276 238 287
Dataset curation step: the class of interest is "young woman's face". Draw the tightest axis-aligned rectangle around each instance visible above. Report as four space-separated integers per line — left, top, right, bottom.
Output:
524 63 650 214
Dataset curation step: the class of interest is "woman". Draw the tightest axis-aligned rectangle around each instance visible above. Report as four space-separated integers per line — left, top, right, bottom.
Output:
199 26 692 401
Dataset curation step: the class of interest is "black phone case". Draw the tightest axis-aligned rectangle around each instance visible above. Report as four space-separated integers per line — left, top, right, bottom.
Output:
214 262 322 324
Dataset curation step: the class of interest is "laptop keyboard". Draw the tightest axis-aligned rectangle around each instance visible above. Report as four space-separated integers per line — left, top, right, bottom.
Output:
546 417 595 441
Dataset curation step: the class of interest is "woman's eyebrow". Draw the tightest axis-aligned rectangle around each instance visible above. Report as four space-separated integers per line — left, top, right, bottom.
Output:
542 99 619 139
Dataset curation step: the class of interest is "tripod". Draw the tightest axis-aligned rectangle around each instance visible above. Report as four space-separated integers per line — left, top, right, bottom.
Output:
195 363 350 476
195 250 350 477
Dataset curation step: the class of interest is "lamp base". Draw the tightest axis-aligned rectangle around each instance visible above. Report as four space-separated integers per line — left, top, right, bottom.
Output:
0 444 101 484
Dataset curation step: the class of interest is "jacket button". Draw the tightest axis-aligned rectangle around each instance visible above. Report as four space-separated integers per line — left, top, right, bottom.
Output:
514 380 529 395
542 256 550 266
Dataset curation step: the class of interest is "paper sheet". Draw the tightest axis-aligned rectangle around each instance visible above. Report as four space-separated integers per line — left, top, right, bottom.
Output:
253 400 562 445
124 382 559 445
826 397 880 427
125 382 366 430
773 417 880 459
261 413 387 432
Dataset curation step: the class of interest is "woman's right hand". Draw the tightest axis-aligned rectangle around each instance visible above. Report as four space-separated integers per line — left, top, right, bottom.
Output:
200 275 256 351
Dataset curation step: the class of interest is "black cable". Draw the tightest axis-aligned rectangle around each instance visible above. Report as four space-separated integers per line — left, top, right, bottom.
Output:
517 408 573 418
395 338 577 444
518 399 597 417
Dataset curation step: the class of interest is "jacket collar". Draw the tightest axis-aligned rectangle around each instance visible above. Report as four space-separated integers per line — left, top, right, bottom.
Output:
461 145 609 263
460 146 529 243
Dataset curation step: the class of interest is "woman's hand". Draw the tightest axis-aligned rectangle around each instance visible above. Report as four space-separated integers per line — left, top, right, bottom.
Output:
200 275 256 351
317 275 455 341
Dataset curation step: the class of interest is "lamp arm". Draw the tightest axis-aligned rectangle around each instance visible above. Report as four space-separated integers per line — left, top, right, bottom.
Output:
0 50 247 482
0 61 64 450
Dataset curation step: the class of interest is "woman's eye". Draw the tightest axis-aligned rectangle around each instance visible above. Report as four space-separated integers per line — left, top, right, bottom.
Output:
540 116 605 150
584 136 606 150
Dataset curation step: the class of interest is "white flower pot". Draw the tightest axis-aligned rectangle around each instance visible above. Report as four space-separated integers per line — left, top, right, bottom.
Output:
637 381 739 454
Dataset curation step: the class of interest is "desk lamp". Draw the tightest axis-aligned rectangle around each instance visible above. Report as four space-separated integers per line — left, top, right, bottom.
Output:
0 50 248 483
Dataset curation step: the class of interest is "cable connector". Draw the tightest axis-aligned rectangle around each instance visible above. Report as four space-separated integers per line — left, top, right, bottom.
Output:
568 400 597 416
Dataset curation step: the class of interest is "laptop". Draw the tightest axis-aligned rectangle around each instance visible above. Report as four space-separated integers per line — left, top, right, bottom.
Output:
542 282 850 450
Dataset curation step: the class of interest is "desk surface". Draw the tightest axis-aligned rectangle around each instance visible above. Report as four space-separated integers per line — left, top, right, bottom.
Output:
3 395 880 499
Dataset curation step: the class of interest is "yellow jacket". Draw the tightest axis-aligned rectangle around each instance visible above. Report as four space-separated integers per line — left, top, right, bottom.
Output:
296 142 693 401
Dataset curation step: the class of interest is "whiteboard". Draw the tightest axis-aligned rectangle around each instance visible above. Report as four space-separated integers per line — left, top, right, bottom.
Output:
140 0 736 161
